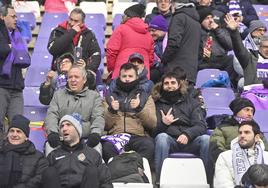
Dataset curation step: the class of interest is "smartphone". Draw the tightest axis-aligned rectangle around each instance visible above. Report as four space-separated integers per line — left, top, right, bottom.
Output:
74 46 83 63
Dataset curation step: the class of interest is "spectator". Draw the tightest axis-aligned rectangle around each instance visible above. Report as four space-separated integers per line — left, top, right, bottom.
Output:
153 70 209 181
161 0 201 85
0 115 48 188
106 4 154 80
241 164 268 188
45 66 104 154
108 53 154 95
215 0 258 27
148 15 168 83
145 0 173 26
47 8 101 75
214 120 268 187
42 113 112 188
44 0 77 13
208 97 268 184
102 63 156 163
0 5 30 135
225 14 268 86
39 53 96 105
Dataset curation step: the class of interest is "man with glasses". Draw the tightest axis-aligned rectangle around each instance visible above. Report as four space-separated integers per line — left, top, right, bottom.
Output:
0 5 30 136
145 0 173 26
47 8 101 76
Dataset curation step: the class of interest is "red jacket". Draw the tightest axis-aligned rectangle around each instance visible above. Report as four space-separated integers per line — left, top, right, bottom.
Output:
106 17 154 79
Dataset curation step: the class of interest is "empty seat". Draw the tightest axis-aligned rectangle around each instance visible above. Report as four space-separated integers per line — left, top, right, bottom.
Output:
85 13 106 30
17 12 36 29
206 108 233 118
253 5 268 16
29 52 52 69
25 66 50 87
33 37 50 53
80 2 107 18
24 106 48 122
29 125 46 152
112 14 123 30
13 0 41 18
112 2 137 18
196 69 230 88
160 158 209 188
23 87 47 107
254 110 268 133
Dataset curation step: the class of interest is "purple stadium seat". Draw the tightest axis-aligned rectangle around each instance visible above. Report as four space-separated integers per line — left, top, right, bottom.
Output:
253 5 268 16
196 69 230 88
254 110 268 133
264 133 268 140
206 108 233 117
112 14 122 30
33 37 49 53
85 13 106 30
30 51 52 68
23 87 47 107
25 65 50 87
17 12 36 29
24 106 48 122
169 152 198 158
29 126 46 152
258 16 268 28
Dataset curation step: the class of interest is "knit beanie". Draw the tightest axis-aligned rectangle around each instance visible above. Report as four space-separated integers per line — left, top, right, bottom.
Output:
248 20 267 34
197 6 213 23
124 4 146 18
59 113 83 138
228 0 242 16
149 15 168 32
9 115 30 138
229 98 255 115
128 52 144 63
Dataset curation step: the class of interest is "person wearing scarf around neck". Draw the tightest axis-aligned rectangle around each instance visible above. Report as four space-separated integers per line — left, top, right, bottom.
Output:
214 120 268 188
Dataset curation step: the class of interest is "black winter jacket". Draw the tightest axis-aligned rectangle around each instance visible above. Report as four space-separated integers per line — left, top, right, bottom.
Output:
47 142 112 188
48 26 101 72
144 7 173 26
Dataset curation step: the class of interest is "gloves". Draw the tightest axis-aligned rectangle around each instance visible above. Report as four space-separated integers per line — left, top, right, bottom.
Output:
47 132 61 148
87 133 101 148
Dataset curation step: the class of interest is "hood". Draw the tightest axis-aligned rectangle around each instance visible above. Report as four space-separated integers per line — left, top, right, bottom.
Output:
125 17 149 34
66 86 89 97
173 5 200 22
230 137 265 150
138 68 148 83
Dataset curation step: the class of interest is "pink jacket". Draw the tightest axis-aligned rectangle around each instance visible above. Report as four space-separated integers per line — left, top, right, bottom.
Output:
106 17 154 79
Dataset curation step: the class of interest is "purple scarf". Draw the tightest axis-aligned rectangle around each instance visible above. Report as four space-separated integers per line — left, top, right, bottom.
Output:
0 29 29 78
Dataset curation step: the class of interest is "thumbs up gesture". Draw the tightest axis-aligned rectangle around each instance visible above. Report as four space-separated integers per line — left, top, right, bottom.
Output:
110 96 119 111
130 93 141 109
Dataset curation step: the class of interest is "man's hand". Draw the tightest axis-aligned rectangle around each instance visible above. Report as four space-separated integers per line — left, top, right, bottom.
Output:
210 21 219 30
177 134 189 145
160 108 179 126
45 70 56 85
110 96 119 111
224 13 239 31
130 93 140 109
76 59 86 68
72 24 81 33
203 47 212 58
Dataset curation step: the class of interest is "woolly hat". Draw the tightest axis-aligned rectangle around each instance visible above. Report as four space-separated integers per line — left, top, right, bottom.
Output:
248 20 267 34
197 6 213 23
228 0 242 16
229 98 255 115
128 53 144 63
59 113 83 138
9 115 30 138
124 4 146 18
149 15 168 32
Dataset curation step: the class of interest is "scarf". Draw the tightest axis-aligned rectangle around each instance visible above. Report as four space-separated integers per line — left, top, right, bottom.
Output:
0 141 31 187
174 2 195 10
101 133 131 154
58 21 86 46
161 89 182 104
244 34 259 52
233 116 251 124
0 29 28 78
116 78 139 93
56 74 67 90
232 140 264 185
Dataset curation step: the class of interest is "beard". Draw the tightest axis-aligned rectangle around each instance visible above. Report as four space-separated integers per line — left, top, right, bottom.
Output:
239 138 255 149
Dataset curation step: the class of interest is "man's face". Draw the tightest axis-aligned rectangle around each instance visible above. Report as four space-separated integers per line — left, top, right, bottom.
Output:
129 58 144 74
119 68 137 83
4 8 17 31
149 28 166 41
201 15 214 30
67 68 86 93
67 12 83 29
7 127 27 145
163 77 180 91
251 27 267 38
157 0 171 14
60 121 79 145
259 40 268 59
238 125 258 149
236 107 254 120
60 58 72 73
198 0 212 6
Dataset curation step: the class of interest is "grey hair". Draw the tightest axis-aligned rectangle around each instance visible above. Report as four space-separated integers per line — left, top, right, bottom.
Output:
70 8 86 23
0 4 13 17
68 65 87 80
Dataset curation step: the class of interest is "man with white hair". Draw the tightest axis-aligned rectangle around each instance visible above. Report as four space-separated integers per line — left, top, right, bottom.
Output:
42 113 112 188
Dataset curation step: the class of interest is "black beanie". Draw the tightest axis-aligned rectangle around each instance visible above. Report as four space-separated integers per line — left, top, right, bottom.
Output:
229 98 255 115
124 4 146 18
197 6 213 23
9 115 30 137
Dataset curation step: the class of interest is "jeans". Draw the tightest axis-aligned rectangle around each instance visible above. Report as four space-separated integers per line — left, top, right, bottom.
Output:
154 133 210 180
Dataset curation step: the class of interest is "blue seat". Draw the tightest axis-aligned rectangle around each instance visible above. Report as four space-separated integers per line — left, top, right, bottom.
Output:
29 126 46 152
25 66 50 87
23 87 47 107
112 14 122 30
254 110 268 134
29 51 52 69
33 37 49 53
85 13 106 30
196 69 230 88
24 106 48 122
17 12 36 29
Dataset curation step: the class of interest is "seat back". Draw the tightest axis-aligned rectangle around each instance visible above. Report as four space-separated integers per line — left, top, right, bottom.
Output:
196 69 230 88
112 2 137 18
80 2 107 18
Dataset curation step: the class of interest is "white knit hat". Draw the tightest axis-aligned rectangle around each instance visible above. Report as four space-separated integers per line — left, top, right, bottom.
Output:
59 113 83 138
228 0 242 16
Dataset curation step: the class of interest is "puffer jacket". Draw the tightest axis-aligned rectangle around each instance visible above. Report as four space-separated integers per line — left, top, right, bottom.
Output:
104 85 156 136
145 7 173 26
0 140 48 188
45 86 104 137
47 142 112 188
106 17 154 79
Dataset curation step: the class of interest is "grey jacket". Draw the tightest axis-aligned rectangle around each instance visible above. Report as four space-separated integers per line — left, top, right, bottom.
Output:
45 87 104 137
